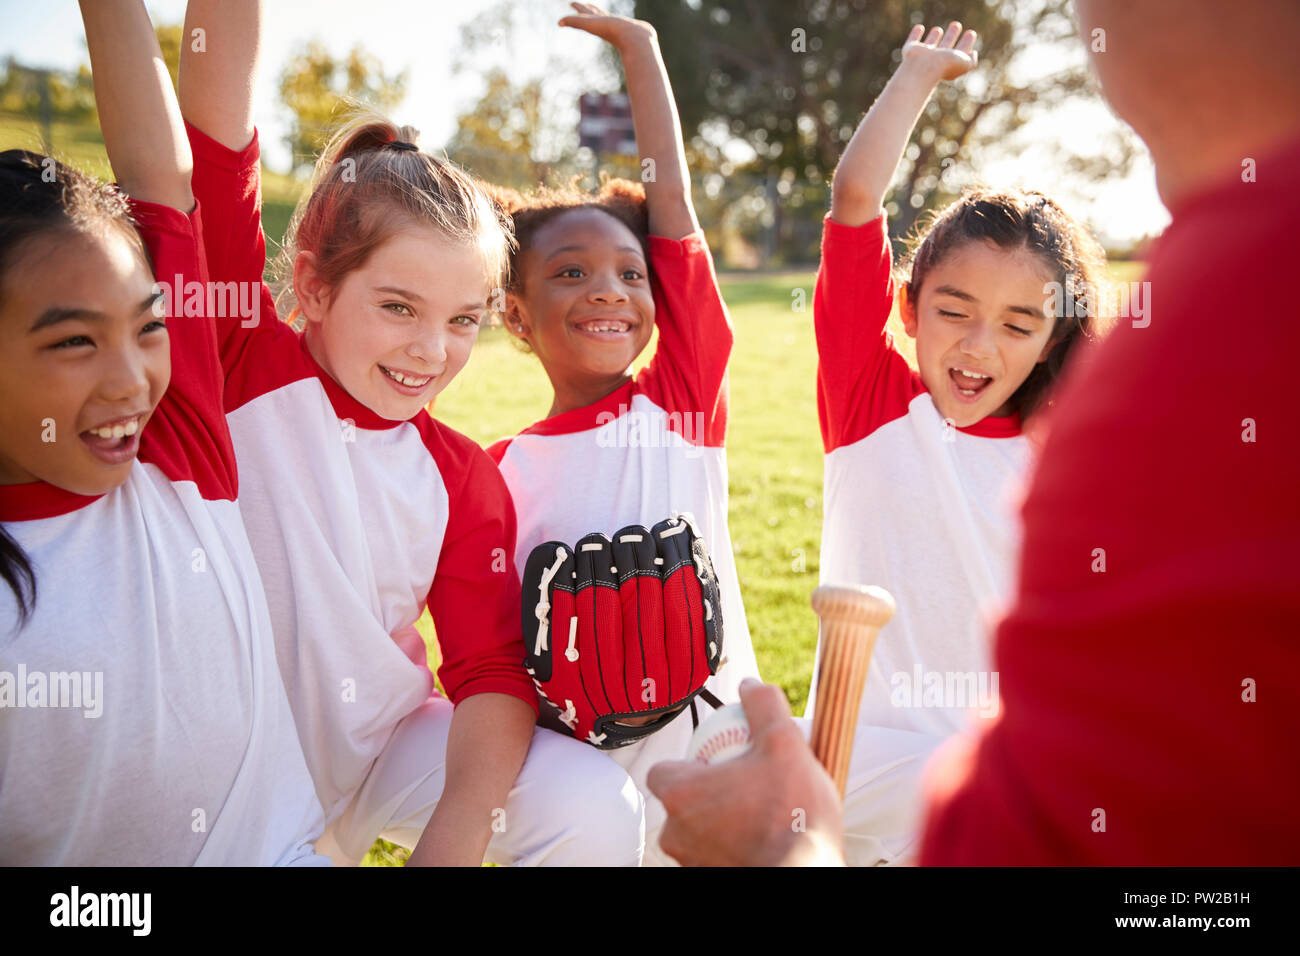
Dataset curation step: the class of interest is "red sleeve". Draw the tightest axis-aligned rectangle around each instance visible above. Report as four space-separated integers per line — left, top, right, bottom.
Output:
128 198 238 500
186 121 267 285
185 121 282 382
425 430 539 714
634 232 732 446
919 169 1300 865
814 213 921 453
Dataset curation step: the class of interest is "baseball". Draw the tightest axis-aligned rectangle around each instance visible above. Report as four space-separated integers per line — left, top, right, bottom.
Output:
687 703 751 764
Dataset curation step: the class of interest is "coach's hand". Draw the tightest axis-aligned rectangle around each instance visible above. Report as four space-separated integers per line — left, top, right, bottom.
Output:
647 679 846 866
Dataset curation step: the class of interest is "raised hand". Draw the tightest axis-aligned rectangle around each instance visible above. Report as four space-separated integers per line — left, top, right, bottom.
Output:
901 21 979 82
558 2 656 50
829 20 978 226
558 0 698 239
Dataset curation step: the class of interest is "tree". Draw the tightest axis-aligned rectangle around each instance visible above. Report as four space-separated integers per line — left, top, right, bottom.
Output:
278 41 408 173
0 21 177 151
633 0 1135 257
445 70 556 188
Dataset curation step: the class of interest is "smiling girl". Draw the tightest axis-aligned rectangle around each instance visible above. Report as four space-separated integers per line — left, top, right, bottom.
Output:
483 4 947 867
809 23 1107 738
176 0 641 866
0 0 324 864
483 6 761 863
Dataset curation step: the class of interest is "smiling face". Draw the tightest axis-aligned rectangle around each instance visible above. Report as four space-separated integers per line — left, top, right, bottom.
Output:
0 226 169 495
902 239 1059 427
505 207 655 391
296 224 492 421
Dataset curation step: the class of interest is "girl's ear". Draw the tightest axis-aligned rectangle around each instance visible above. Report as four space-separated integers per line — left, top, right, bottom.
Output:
293 251 328 325
503 291 532 344
1036 321 1064 365
899 282 919 338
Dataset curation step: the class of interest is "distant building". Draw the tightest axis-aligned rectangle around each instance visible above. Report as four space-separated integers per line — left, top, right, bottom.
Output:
578 92 636 156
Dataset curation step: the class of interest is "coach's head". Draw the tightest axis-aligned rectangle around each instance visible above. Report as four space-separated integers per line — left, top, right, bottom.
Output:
1074 0 1300 209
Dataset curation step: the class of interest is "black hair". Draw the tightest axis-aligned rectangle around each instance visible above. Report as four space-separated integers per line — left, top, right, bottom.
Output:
899 187 1109 419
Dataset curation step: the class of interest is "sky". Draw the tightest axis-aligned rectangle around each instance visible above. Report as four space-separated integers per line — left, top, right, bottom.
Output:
0 0 1170 246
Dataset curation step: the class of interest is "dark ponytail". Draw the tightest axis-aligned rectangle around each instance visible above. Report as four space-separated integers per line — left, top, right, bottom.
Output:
0 149 140 623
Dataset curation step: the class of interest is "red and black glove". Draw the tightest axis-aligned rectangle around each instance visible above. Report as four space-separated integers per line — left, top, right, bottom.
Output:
520 513 724 749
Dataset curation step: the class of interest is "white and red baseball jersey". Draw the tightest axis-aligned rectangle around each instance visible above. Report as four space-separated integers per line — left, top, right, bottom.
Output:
923 131 1300 865
0 200 325 865
809 213 1030 738
188 125 538 823
488 231 761 803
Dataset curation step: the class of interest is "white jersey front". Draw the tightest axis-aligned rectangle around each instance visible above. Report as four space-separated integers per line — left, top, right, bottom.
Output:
490 232 761 835
811 214 1030 738
0 201 325 865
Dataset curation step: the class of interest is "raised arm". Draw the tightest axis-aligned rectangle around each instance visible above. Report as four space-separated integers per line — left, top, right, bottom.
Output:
80 0 193 211
831 22 977 227
178 0 261 151
560 2 699 240
175 0 274 373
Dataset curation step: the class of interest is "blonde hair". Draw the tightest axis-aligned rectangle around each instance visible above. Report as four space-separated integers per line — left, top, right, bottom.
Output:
274 106 515 322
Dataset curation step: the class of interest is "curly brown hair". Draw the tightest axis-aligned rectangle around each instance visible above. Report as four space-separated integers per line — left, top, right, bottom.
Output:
898 187 1109 420
483 174 650 293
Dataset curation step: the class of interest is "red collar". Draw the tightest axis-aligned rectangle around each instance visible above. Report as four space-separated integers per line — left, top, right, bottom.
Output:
0 479 105 522
956 411 1022 439
517 379 638 437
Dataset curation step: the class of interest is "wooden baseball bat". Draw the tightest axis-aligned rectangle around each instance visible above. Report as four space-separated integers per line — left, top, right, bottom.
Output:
809 584 896 797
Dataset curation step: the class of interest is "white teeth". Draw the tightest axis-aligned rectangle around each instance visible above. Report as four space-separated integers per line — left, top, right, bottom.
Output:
581 322 629 333
383 367 431 388
89 416 140 439
954 368 990 380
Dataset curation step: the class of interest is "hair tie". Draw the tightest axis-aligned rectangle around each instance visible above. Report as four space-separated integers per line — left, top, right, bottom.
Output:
388 140 419 152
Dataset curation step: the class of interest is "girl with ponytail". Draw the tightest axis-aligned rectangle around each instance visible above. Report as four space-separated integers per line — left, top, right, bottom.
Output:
177 0 642 866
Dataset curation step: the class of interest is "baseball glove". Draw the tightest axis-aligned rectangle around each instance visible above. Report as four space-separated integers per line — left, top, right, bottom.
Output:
520 513 724 749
